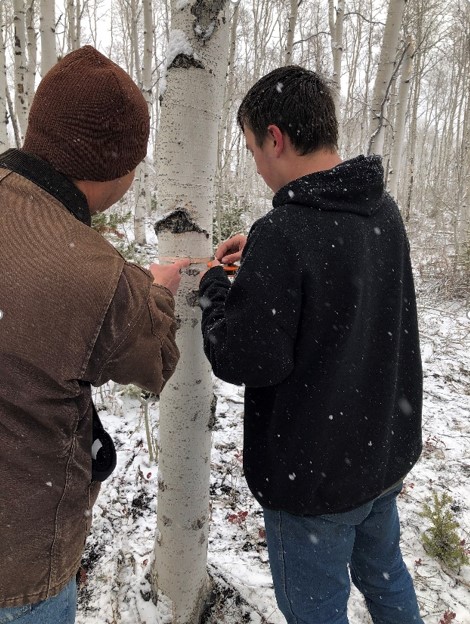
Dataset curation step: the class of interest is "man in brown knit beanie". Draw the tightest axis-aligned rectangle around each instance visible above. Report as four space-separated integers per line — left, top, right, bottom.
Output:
0 46 187 623
23 45 150 182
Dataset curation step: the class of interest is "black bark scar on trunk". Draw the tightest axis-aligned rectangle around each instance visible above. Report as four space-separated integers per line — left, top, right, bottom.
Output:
168 53 204 70
154 208 209 238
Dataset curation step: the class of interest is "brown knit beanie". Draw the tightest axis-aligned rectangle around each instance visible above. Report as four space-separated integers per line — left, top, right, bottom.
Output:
23 46 150 181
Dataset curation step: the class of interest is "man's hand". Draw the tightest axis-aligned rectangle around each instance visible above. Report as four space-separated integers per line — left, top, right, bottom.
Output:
149 259 190 295
215 234 247 264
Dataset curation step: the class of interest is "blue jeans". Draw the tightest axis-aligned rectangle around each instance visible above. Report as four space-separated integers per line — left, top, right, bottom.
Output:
263 485 423 624
0 578 76 624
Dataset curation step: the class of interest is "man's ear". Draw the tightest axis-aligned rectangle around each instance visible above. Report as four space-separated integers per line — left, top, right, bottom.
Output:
267 124 284 155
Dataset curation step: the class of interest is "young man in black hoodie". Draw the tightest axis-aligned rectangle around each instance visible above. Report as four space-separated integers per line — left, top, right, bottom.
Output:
199 66 424 624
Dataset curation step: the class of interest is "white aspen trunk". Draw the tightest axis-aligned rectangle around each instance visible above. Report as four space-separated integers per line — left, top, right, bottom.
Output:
134 161 148 244
133 0 154 245
25 1 36 103
368 0 406 156
404 54 421 222
284 0 298 65
152 2 230 622
0 3 9 149
76 0 82 47
6 88 21 148
40 0 57 76
131 0 141 85
132 0 151 245
67 1 76 50
457 90 470 259
13 0 29 140
388 36 413 201
67 0 80 50
216 0 240 244
328 0 344 121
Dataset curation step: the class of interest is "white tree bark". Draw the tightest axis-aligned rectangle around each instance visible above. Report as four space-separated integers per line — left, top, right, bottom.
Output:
13 0 29 140
25 1 36 102
0 2 9 149
141 0 155 242
132 0 153 245
134 161 149 244
328 0 344 121
388 35 413 200
40 0 57 76
67 0 81 50
284 0 298 65
130 0 141 83
368 0 406 156
456 53 470 261
152 1 230 622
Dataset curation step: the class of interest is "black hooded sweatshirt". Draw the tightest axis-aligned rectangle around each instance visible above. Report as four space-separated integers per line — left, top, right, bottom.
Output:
199 155 422 515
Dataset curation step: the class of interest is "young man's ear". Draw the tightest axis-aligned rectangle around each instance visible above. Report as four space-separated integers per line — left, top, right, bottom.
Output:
267 124 284 155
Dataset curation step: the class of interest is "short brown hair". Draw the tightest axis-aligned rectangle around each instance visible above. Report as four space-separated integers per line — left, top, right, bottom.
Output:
237 66 338 155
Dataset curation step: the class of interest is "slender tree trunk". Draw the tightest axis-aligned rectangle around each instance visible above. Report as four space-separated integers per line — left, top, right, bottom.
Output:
328 0 344 121
152 2 230 622
455 46 470 263
131 0 141 84
67 0 81 50
368 0 406 156
0 3 9 149
134 162 148 244
285 0 298 65
388 35 413 201
216 0 240 245
40 0 56 76
133 0 152 245
25 1 36 100
13 0 29 140
404 49 422 222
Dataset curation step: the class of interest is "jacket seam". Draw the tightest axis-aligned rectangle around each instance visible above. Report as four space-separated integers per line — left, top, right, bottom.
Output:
47 430 78 595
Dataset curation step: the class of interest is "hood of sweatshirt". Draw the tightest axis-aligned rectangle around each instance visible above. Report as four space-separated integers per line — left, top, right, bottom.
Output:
272 155 385 217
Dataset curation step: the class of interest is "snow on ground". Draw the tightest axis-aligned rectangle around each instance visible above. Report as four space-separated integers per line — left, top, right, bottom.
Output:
76 291 470 624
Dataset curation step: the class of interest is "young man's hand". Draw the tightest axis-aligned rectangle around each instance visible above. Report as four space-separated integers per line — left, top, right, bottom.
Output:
215 234 247 264
149 259 190 295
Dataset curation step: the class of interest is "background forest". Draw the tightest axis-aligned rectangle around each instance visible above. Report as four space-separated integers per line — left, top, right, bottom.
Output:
1 1 469 623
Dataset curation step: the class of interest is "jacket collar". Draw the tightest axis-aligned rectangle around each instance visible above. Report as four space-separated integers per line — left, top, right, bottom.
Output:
0 148 91 226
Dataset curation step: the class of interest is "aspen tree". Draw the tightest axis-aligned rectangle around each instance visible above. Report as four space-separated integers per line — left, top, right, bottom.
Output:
67 0 81 51
215 0 241 245
133 0 153 245
328 0 344 120
368 0 406 156
13 0 29 139
151 2 230 622
388 35 413 200
285 0 299 64
24 1 36 104
0 3 9 149
39 0 56 76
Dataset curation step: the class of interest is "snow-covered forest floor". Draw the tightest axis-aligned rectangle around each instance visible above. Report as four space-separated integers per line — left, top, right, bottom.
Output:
75 284 470 624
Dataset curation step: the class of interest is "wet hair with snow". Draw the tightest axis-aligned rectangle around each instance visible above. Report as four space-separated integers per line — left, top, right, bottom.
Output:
237 65 338 155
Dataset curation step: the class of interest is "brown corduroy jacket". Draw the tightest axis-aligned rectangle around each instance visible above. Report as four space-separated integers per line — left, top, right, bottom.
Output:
0 150 179 608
